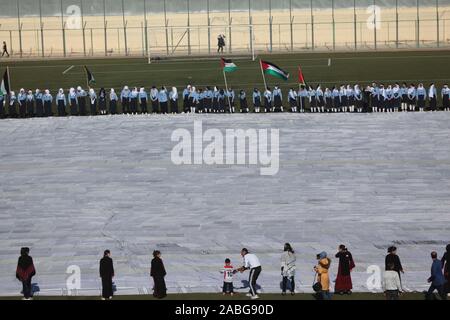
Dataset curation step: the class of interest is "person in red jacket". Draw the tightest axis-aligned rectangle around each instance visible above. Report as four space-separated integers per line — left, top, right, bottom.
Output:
16 247 36 300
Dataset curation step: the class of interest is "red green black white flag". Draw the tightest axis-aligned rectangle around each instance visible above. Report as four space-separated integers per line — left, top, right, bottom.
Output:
260 60 289 81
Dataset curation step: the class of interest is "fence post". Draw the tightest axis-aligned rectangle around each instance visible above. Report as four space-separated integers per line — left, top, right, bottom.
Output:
187 0 191 55
353 0 357 50
332 0 335 51
164 0 169 56
290 0 294 51
62 23 67 57
436 0 440 47
395 0 399 48
416 0 420 48
310 0 314 50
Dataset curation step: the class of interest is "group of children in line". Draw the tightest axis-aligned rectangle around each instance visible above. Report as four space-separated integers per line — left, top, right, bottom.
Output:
1 83 449 118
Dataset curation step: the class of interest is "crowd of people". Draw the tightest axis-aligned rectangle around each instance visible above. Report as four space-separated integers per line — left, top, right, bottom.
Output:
1 82 449 119
15 243 450 301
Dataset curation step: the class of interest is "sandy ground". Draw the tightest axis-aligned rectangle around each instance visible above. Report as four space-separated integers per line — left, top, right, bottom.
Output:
0 113 449 296
0 7 449 57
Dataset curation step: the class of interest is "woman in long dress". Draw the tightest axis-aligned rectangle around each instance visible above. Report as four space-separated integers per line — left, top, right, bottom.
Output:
281 243 296 295
150 250 167 299
334 244 355 295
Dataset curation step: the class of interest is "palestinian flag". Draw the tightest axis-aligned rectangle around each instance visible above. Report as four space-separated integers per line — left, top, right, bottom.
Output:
260 60 289 81
298 66 307 87
221 58 238 72
1 69 10 95
84 66 96 86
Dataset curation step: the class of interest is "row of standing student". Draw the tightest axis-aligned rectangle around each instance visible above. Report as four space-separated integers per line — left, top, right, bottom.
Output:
1 83 449 118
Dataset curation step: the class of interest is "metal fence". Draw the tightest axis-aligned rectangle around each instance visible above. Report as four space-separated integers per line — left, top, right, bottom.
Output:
0 0 449 58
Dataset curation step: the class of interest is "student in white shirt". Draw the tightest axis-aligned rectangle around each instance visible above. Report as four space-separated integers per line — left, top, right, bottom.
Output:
383 263 402 300
237 248 262 299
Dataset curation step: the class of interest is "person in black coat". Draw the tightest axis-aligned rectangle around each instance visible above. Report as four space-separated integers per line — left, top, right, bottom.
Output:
441 244 450 294
385 246 404 281
99 250 114 300
150 250 167 299
16 247 36 300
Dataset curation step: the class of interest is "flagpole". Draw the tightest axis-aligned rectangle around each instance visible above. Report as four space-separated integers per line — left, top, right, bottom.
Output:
259 59 267 90
7 66 11 94
223 70 232 111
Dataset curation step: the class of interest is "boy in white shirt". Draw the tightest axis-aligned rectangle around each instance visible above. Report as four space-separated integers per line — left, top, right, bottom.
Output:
220 258 237 295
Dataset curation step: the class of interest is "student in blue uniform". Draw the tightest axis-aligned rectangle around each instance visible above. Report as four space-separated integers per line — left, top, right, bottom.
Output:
288 88 297 113
43 89 53 117
129 87 138 115
339 85 346 113
324 88 332 113
393 84 401 112
18 89 27 118
204 87 212 113
8 91 17 117
298 86 308 113
354 85 363 113
169 87 178 114
109 88 118 115
26 90 34 117
120 86 130 114
198 88 205 113
98 88 107 115
139 87 148 114
89 88 97 115
346 85 354 113
183 85 191 113
190 87 199 113
385 85 393 112
332 86 340 113
378 84 386 112
0 90 4 118
400 83 408 112
77 86 87 116
159 87 169 114
407 84 416 112
442 84 449 111
218 89 226 113
150 86 159 114
69 88 78 116
239 90 249 113
35 89 44 117
309 86 317 113
253 88 261 113
227 88 235 113
212 87 219 113
416 83 426 112
316 85 324 113
428 83 437 112
273 86 283 112
56 88 66 117
370 83 378 113
264 87 272 113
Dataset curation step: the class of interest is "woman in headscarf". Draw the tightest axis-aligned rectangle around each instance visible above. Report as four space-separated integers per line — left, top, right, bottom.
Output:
69 88 78 116
77 86 87 116
56 88 67 117
18 88 27 118
26 90 34 117
169 87 178 114
109 88 118 115
150 250 167 299
8 91 17 118
314 251 331 300
43 89 53 117
16 247 36 300
239 90 248 113
35 89 44 117
150 86 159 114
88 88 97 115
139 87 148 114
129 87 138 115
120 86 130 114
281 243 296 296
334 244 355 295
98 88 107 115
